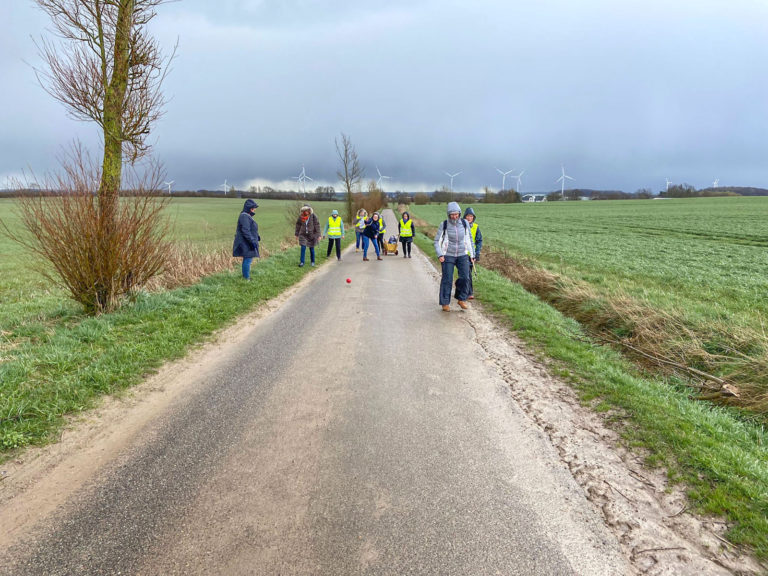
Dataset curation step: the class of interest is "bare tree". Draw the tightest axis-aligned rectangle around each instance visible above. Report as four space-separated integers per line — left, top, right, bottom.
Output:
34 0 174 222
9 0 176 312
335 133 365 221
5 145 171 313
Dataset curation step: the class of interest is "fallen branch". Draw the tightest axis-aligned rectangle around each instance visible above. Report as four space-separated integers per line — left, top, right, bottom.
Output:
588 331 740 397
665 505 688 518
604 479 633 502
635 546 686 555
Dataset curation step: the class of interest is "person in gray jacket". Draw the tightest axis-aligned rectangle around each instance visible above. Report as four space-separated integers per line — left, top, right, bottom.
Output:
434 201 475 311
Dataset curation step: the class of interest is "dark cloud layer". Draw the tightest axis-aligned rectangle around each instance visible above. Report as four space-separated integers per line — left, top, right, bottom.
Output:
3 0 767 193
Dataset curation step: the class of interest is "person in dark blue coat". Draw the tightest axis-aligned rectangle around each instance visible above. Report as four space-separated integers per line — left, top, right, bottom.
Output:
362 212 382 261
232 199 260 280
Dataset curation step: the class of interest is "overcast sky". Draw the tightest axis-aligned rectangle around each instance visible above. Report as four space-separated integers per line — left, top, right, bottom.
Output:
2 0 768 193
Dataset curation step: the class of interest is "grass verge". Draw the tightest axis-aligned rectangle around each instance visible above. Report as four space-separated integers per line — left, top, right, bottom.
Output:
414 231 768 562
479 249 767 413
0 243 343 459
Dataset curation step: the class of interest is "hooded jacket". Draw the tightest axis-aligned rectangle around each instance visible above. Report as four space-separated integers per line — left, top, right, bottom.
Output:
434 202 474 258
398 212 415 240
463 207 482 256
295 205 322 247
323 211 345 238
363 213 381 239
355 208 368 230
233 199 260 258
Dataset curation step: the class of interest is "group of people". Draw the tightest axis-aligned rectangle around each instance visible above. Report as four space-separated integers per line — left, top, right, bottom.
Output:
232 199 483 311
352 208 416 261
433 202 482 311
292 205 347 267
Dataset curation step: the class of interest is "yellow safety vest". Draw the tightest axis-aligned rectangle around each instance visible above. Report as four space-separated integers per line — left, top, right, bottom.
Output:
379 219 387 236
327 216 342 236
465 221 479 256
469 222 478 245
356 216 366 230
399 219 413 237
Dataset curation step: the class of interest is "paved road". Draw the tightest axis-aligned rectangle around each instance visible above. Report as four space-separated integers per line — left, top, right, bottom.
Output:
2 209 630 575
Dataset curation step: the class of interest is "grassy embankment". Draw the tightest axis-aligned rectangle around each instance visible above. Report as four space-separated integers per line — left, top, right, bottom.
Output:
412 197 768 561
0 197 350 458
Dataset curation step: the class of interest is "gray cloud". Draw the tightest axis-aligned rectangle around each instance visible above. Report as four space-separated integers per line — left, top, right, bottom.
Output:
3 0 768 192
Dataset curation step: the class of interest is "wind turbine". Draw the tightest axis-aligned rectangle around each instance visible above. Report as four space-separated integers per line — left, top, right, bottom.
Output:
376 166 391 189
219 179 228 195
302 168 313 194
556 166 574 199
665 178 672 191
164 180 174 195
713 178 719 188
444 171 462 192
496 168 514 191
293 165 313 194
513 170 525 193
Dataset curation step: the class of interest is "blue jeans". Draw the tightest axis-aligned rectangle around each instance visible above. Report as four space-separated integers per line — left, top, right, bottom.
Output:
440 255 470 305
355 229 363 249
300 245 315 264
241 257 253 279
362 235 380 258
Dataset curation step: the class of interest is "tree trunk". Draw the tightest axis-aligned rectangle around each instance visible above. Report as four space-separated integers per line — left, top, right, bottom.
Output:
99 0 133 222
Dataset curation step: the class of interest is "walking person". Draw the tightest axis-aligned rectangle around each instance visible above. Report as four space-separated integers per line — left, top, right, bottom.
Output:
398 211 415 258
362 212 382 261
294 205 322 267
232 198 260 280
354 208 368 252
324 209 345 260
462 206 482 299
434 202 474 311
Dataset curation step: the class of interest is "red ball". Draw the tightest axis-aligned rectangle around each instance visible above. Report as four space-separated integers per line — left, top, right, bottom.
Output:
346 278 351 283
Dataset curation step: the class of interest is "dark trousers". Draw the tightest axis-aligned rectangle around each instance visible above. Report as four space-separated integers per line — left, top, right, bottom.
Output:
400 239 412 256
327 237 341 259
456 261 474 297
378 235 385 252
440 255 470 305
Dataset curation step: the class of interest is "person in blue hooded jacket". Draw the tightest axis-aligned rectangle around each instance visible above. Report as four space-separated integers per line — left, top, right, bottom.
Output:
461 206 482 299
362 212 382 261
232 199 260 280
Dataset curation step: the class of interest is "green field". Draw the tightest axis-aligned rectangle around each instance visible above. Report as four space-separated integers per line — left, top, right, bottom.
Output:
415 197 768 408
412 197 768 559
413 197 768 327
0 197 347 454
0 197 342 330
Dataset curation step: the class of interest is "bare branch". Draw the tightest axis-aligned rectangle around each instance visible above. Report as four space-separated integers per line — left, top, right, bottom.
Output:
34 0 172 166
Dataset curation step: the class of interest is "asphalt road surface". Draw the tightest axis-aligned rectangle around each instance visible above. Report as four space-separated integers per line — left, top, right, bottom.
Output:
2 210 630 575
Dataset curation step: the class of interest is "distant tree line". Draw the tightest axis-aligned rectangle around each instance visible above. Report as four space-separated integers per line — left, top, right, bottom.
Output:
660 184 747 198
6 183 768 202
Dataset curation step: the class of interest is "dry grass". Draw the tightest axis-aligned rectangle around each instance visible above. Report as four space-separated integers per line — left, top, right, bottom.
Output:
481 249 768 414
142 242 239 291
2 145 175 314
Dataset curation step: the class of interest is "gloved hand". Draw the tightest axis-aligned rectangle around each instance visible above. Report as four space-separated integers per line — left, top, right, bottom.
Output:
474 253 480 262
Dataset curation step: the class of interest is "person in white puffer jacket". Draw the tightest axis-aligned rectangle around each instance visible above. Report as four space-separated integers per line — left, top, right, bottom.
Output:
433 201 475 311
